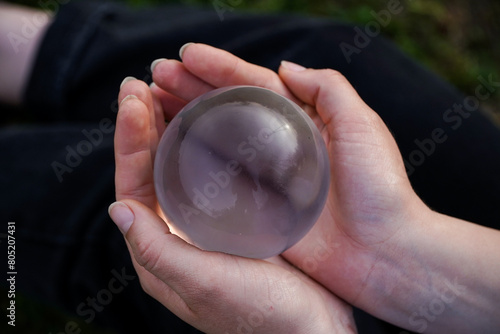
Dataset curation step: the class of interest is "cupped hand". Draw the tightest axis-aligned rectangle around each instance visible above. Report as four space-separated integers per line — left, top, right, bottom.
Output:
109 78 356 333
149 43 432 320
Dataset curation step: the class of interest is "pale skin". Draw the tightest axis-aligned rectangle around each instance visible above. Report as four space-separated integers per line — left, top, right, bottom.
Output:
111 55 356 334
109 43 500 333
0 3 52 105
1 4 497 329
111 44 500 333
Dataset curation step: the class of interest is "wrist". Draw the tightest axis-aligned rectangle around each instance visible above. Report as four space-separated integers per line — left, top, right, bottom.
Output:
362 202 500 333
348 198 435 327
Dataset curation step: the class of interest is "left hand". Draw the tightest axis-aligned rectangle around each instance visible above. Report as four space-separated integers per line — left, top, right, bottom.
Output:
109 74 356 333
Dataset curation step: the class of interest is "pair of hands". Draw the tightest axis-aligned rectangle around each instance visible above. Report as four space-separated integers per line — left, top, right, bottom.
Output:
109 43 429 333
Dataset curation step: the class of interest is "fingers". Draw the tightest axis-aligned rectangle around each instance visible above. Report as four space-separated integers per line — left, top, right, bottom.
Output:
108 200 350 334
277 62 408 178
278 62 377 133
153 43 298 103
108 200 194 320
149 85 167 135
120 199 203 290
108 199 240 325
115 80 157 207
150 82 187 120
119 79 159 154
182 43 291 96
152 59 215 102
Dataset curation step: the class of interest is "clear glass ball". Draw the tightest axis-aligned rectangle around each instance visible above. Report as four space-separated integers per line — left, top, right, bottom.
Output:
154 86 330 258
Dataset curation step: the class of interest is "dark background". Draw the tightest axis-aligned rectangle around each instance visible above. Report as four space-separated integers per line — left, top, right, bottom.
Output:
7 0 500 120
1 0 499 333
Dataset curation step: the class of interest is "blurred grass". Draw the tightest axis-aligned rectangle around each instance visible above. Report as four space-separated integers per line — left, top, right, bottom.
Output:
123 0 500 117
6 0 500 118
2 0 500 333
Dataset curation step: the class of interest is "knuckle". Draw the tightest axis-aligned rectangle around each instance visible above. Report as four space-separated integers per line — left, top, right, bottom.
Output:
222 56 242 81
155 61 183 89
312 69 350 104
134 236 164 273
322 68 348 84
117 184 156 204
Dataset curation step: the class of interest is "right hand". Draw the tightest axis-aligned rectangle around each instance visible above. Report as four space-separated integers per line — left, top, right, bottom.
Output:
151 43 431 325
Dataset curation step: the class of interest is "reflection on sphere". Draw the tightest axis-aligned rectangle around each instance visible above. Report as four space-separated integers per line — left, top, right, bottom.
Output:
154 86 330 258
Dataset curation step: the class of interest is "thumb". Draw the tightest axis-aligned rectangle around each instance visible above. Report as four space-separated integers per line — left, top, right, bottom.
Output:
278 61 407 174
278 61 413 196
107 200 268 333
278 61 378 133
107 200 210 307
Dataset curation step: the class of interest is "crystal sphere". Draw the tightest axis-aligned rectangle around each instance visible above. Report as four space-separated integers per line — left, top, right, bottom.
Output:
154 86 330 259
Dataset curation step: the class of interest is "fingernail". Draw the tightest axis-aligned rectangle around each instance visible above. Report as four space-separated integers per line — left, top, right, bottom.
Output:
281 60 307 72
179 42 194 60
120 76 137 89
119 94 138 107
108 202 134 234
149 82 157 89
150 58 167 73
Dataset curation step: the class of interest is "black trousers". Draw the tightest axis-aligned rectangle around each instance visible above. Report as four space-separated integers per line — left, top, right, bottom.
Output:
1 1 499 333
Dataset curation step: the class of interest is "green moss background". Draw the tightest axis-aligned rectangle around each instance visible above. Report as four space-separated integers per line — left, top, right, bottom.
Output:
1 0 499 333
7 0 500 118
